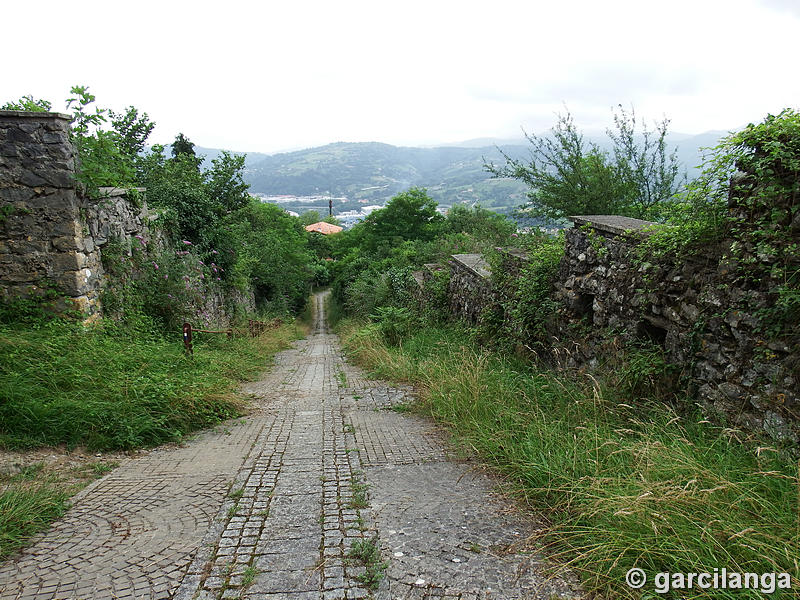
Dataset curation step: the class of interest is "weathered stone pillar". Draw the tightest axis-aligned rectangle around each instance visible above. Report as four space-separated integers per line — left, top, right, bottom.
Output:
0 110 100 315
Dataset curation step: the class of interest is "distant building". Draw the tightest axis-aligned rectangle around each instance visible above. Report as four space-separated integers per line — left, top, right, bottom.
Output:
304 222 343 235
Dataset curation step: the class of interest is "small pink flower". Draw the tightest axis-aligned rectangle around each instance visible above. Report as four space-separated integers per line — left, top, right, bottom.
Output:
153 262 159 270
164 274 168 279
182 240 192 245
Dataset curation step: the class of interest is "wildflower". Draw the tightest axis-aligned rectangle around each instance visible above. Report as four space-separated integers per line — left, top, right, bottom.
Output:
511 233 518 238
153 262 159 270
182 240 192 245
211 250 218 255
164 274 168 280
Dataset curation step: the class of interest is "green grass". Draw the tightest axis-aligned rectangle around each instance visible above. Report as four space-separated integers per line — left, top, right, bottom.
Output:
348 471 369 509
347 536 388 591
0 315 301 560
0 318 300 450
0 480 69 560
241 564 258 587
339 319 800 599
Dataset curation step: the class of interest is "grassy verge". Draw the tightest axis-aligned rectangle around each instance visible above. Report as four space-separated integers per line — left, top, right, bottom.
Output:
0 458 118 560
338 319 799 599
0 316 303 560
0 319 302 450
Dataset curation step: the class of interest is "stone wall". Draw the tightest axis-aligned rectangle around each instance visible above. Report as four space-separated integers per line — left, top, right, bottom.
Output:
0 110 252 327
447 254 492 323
556 215 798 442
0 111 100 314
441 215 799 441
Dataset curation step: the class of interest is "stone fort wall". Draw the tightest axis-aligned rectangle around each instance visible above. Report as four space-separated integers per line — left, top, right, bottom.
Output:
0 110 252 326
440 214 799 442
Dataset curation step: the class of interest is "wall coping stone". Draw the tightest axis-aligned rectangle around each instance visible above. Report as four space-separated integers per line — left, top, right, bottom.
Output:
423 263 445 272
95 187 146 197
0 110 72 121
570 215 657 238
497 247 530 260
451 254 491 279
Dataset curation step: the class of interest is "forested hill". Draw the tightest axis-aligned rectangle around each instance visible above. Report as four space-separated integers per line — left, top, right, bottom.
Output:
243 141 532 210
186 131 725 212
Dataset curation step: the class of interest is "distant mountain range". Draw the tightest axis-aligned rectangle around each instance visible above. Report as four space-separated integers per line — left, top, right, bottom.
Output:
181 130 729 212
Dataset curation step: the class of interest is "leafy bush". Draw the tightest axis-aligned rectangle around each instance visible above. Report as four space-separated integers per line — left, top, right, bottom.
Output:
486 231 565 350
371 306 414 346
644 108 800 338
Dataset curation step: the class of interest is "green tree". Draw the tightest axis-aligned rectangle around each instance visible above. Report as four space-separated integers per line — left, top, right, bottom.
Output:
141 145 253 247
66 85 137 194
360 188 444 251
607 105 684 220
110 106 155 163
486 111 624 222
486 107 684 222
171 133 196 159
223 202 315 311
445 204 516 245
206 151 250 213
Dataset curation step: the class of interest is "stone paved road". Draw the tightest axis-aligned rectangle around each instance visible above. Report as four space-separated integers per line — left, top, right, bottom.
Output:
0 291 580 600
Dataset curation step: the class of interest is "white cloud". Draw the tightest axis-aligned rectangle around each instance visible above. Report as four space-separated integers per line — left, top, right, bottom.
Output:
3 0 798 152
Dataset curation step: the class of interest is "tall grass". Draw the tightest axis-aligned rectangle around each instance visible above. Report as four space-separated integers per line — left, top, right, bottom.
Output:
339 320 799 599
0 318 300 450
0 479 69 560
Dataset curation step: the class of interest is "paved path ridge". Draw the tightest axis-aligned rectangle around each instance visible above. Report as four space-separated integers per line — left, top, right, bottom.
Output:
0 291 580 600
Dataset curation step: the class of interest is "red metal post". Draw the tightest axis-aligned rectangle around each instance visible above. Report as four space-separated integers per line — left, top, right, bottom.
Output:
183 322 193 355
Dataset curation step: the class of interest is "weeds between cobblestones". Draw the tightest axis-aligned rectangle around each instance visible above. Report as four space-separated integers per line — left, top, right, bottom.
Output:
347 537 389 591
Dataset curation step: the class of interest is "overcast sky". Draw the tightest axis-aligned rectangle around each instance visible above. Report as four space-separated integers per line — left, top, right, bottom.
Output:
4 0 798 154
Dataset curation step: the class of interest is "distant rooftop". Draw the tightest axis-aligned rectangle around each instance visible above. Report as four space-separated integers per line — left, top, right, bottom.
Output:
304 222 343 235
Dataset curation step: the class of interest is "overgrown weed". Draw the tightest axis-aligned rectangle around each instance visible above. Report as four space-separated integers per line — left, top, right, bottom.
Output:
0 318 299 450
339 320 799 598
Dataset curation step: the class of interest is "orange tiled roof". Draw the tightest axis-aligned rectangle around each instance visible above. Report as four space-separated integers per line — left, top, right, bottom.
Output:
304 222 343 235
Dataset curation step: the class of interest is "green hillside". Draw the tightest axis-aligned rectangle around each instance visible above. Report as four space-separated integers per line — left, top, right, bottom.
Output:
241 131 723 213
243 141 531 210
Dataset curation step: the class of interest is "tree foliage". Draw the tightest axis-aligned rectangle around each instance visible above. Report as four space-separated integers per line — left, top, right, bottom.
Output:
66 85 141 194
358 188 444 252
486 106 684 222
221 202 315 311
607 106 684 220
1 95 52 112
109 106 155 163
171 132 197 159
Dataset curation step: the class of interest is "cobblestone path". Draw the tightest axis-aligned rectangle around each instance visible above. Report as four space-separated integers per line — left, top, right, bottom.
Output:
0 292 579 600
